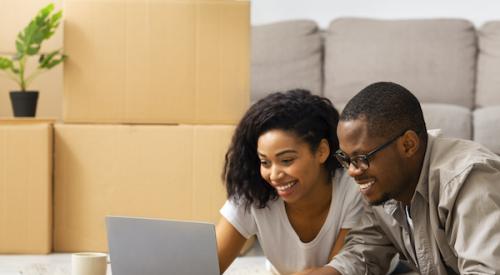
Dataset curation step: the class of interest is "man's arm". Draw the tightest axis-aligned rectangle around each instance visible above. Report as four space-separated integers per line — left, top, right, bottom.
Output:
293 200 398 275
327 201 399 275
292 266 341 275
451 167 500 274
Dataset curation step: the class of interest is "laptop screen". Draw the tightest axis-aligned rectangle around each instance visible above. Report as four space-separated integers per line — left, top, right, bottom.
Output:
106 216 220 275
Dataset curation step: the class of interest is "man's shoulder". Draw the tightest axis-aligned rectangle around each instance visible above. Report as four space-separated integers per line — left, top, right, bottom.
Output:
427 136 500 202
428 137 499 177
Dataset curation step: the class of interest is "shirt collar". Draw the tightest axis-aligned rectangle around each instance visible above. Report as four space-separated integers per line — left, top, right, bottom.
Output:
413 133 434 203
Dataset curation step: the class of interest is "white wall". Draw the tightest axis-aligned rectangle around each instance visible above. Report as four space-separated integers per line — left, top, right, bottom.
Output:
252 0 500 28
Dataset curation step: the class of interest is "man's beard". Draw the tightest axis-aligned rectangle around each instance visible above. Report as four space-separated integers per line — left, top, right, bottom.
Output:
367 192 392 206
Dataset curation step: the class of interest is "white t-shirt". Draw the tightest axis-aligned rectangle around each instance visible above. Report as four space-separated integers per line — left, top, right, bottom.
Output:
220 169 363 275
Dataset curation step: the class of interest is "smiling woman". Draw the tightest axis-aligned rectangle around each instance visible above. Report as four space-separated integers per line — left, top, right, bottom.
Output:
215 90 364 275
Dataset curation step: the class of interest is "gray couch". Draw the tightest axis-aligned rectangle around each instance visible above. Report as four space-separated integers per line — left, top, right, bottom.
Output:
252 18 500 154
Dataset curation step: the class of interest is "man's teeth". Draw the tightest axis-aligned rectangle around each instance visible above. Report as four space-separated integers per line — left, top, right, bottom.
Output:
359 180 375 191
276 181 296 191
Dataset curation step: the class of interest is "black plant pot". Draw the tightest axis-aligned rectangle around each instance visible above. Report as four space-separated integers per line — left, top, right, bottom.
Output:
9 91 39 117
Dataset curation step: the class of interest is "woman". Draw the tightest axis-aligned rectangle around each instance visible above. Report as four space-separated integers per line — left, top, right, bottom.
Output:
216 90 363 274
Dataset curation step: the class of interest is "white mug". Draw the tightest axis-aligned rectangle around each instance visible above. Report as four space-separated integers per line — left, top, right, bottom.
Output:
72 252 108 275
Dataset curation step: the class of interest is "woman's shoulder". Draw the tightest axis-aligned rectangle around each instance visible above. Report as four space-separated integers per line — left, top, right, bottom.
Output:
334 169 356 189
224 197 282 215
333 168 360 202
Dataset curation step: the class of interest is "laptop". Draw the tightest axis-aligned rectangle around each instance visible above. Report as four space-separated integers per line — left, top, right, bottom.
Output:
106 216 220 275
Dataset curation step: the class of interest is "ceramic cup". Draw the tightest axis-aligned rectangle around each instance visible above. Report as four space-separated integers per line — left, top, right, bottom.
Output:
71 252 108 275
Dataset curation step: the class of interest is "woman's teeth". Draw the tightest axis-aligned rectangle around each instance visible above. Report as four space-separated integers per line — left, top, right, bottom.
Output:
360 180 375 191
276 181 297 191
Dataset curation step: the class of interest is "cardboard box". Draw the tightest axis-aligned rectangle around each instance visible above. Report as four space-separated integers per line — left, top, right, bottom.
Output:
0 121 53 253
54 124 233 252
63 0 250 124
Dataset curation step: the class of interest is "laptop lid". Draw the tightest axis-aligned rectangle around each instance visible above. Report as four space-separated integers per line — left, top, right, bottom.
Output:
106 216 220 275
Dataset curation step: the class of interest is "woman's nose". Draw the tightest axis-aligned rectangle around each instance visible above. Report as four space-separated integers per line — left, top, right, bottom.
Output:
269 166 284 181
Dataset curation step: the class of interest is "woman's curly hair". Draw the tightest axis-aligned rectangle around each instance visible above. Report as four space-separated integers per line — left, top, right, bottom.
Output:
223 89 341 210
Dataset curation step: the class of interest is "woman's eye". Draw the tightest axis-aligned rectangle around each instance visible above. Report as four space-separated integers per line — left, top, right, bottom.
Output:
281 159 294 165
260 160 270 167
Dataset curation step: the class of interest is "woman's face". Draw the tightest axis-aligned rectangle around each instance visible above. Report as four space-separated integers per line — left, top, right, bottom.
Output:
257 129 330 204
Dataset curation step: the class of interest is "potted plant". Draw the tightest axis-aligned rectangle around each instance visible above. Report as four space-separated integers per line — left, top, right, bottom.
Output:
0 3 65 117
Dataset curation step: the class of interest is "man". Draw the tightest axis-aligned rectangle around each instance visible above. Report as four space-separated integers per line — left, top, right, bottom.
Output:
311 82 500 274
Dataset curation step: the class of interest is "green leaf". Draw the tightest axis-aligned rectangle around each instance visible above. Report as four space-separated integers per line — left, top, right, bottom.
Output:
15 41 24 58
41 3 54 15
15 3 62 58
0 56 13 70
45 56 65 69
51 11 62 24
38 50 65 69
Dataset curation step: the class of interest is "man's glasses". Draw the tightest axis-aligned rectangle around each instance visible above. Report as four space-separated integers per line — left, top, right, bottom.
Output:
335 129 409 171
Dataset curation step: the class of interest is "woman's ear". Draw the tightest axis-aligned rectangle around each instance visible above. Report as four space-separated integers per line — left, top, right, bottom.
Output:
317 139 330 164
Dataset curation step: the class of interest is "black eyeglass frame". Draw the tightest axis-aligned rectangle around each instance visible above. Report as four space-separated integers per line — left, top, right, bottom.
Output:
335 129 411 170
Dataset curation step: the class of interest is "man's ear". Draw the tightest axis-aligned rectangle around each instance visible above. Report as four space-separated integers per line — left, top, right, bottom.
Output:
317 139 330 163
400 130 420 157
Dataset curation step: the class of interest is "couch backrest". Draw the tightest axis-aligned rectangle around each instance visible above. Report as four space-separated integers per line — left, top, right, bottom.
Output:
473 21 500 153
251 20 323 102
323 18 477 108
476 21 500 108
251 18 500 152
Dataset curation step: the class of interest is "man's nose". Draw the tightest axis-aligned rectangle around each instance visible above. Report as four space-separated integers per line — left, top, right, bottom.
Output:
347 163 364 178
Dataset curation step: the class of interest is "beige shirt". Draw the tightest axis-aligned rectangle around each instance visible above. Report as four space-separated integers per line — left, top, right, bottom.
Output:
330 134 500 275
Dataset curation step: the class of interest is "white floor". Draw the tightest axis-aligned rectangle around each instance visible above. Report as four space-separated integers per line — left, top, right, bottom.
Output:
0 254 270 275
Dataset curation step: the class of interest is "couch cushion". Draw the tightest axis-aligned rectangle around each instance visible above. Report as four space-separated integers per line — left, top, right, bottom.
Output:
473 106 500 154
324 18 477 108
421 103 472 140
476 21 500 107
251 20 323 101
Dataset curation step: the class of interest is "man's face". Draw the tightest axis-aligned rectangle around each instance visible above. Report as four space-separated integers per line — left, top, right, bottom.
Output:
337 118 410 205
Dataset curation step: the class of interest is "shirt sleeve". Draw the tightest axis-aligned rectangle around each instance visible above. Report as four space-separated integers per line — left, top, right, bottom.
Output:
219 199 257 239
340 180 364 229
450 165 500 274
328 201 399 275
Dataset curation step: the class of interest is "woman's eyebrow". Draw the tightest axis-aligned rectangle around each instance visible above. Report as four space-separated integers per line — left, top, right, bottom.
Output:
257 149 297 158
275 149 297 157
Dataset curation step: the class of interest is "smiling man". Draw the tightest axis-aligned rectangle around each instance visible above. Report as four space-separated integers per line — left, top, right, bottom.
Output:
314 82 500 275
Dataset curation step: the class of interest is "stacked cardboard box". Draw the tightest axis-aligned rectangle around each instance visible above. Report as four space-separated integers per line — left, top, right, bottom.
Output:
54 124 233 251
0 121 53 253
54 0 250 252
63 0 249 124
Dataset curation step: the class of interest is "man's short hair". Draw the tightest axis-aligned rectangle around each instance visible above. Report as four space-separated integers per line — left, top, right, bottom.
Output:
340 82 427 141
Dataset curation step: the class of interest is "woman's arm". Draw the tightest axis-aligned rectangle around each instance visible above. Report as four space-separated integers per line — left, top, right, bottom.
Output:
215 216 247 274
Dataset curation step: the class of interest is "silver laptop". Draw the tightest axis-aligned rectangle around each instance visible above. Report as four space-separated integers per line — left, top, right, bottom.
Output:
106 216 220 275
